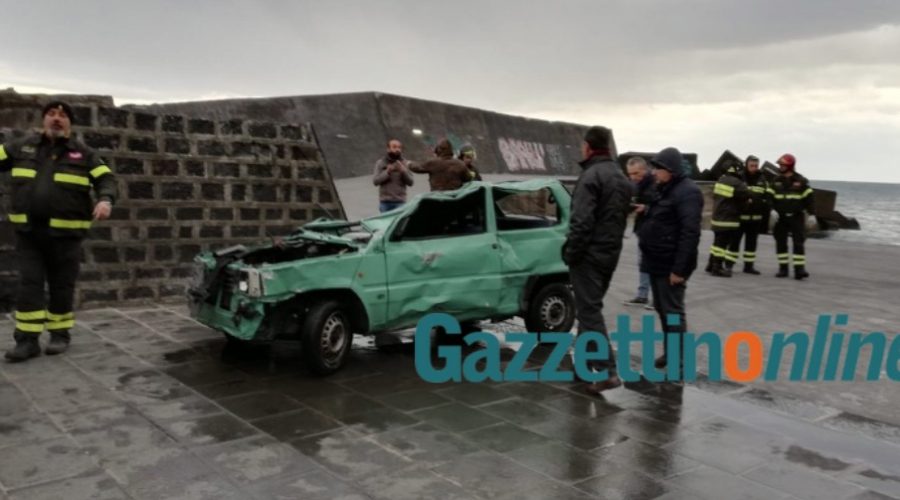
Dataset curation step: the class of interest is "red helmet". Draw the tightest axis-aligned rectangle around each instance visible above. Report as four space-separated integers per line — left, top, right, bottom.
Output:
777 153 796 169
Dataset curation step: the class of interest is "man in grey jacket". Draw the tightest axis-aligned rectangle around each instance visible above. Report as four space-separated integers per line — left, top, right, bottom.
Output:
563 126 633 393
373 139 414 212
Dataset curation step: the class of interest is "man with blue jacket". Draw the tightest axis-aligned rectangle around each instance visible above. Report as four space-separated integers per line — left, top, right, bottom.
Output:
638 147 703 378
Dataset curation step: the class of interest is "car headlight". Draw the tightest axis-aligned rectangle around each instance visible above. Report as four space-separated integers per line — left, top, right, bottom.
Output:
239 269 264 297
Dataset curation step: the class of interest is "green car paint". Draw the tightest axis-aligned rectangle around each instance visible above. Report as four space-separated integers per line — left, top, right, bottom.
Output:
188 179 573 342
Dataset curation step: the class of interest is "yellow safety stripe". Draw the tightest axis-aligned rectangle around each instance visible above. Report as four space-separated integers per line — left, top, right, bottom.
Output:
711 220 740 228
46 319 75 330
15 310 46 321
792 255 807 263
710 246 725 257
16 322 44 333
11 168 37 178
8 213 28 223
748 186 767 193
713 183 735 198
90 165 112 178
0 144 7 161
46 312 74 322
54 173 91 186
49 218 92 230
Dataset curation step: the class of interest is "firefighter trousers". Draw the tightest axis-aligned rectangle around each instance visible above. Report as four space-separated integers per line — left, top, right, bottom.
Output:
773 213 806 268
711 229 741 267
739 220 763 264
13 227 82 336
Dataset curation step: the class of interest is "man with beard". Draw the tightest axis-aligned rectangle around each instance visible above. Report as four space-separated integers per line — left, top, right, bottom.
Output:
372 139 414 213
0 101 116 361
409 138 471 191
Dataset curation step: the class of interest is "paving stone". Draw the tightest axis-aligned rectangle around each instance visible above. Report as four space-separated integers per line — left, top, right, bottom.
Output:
162 413 260 446
102 447 246 500
463 422 551 453
0 383 31 417
663 465 793 500
303 392 387 419
661 416 784 474
538 391 624 420
373 423 481 467
138 395 223 422
480 398 566 426
358 467 478 500
493 482 598 500
0 437 96 489
163 361 247 388
292 428 412 480
574 467 672 499
730 388 840 421
275 377 355 401
525 413 631 451
504 441 616 483
374 388 451 411
338 407 421 435
249 469 368 500
192 379 267 400
821 413 900 446
413 402 501 432
841 466 900 499
499 382 572 402
433 450 563 498
57 405 179 458
217 391 304 421
67 349 152 387
436 384 514 406
196 435 319 485
743 462 866 500
0 411 62 447
593 439 702 479
113 369 195 405
7 470 130 500
252 408 341 440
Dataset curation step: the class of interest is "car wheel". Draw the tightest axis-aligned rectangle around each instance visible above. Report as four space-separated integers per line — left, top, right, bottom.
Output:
525 282 575 335
301 300 353 375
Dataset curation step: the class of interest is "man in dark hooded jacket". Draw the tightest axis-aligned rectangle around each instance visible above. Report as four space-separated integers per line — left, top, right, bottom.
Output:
638 147 703 378
563 126 633 393
409 139 471 191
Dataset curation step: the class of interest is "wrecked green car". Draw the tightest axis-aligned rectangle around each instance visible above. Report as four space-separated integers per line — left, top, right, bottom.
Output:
188 179 575 374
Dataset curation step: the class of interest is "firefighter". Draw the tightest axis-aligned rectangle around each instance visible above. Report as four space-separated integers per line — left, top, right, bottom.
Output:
768 153 813 279
0 101 117 362
736 155 770 274
706 164 749 277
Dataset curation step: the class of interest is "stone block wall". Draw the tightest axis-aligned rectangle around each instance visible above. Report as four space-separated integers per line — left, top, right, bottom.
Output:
0 91 345 311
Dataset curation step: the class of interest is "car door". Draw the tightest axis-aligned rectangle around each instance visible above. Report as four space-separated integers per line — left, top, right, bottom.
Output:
383 187 503 329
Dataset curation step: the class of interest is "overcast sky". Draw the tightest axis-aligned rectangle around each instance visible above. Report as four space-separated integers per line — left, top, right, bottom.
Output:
2 0 899 182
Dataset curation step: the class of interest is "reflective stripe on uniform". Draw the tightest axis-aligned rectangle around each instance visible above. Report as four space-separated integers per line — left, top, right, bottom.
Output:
748 186 767 193
46 312 74 322
710 245 726 257
713 183 734 198
53 173 91 186
16 322 44 333
15 310 46 321
792 254 807 264
46 319 75 331
49 218 92 229
8 213 28 223
777 252 790 263
90 165 112 178
723 251 739 263
0 144 7 161
742 251 756 263
11 168 37 178
711 220 740 228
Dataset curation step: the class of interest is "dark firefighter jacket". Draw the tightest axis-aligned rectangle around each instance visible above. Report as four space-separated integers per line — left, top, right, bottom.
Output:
741 170 771 222
767 171 814 217
711 171 749 230
0 133 117 238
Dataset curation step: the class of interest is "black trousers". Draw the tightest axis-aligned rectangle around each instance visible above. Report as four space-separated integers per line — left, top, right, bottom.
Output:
649 274 686 365
711 229 741 267
773 213 806 267
739 220 763 264
569 258 616 375
14 228 82 335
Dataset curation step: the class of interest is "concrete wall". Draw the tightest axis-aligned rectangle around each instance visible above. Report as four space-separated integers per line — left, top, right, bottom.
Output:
0 91 344 312
141 92 604 179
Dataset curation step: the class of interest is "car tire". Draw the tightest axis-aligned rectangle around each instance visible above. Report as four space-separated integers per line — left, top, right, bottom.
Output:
301 300 353 375
525 282 576 336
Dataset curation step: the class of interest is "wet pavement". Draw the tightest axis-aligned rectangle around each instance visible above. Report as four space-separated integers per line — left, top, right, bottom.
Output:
1 305 899 499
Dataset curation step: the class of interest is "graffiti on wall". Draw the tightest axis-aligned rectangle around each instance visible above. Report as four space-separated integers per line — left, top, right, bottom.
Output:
497 138 573 173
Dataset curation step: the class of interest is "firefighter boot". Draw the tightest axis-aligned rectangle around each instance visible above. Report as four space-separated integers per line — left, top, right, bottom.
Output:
794 266 810 281
704 255 715 274
743 263 761 275
710 258 732 278
775 264 789 278
45 330 71 355
4 332 41 362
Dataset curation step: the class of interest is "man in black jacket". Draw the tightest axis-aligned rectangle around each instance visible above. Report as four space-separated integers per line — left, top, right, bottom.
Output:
563 126 632 393
737 155 770 274
638 147 703 378
624 156 654 307
1 101 116 361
